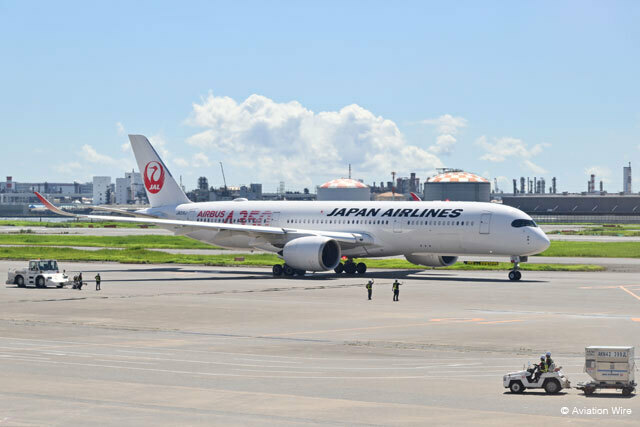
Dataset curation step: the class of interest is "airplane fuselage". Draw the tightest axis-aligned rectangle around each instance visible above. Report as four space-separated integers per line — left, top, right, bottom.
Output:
144 200 550 259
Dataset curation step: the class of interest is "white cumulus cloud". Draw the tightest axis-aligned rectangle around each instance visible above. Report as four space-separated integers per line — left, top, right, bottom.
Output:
421 114 467 156
421 114 467 135
184 93 443 186
81 145 117 165
476 136 549 173
53 162 83 175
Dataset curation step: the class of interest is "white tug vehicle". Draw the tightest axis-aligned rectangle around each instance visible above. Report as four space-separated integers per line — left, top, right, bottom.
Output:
7 260 71 288
504 362 570 394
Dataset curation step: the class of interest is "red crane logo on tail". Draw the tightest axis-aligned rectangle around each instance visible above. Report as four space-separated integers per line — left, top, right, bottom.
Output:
144 161 165 194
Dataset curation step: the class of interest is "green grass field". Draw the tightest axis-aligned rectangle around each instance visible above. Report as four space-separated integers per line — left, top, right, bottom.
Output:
0 246 604 271
537 241 640 258
0 219 155 228
547 225 640 237
0 234 219 249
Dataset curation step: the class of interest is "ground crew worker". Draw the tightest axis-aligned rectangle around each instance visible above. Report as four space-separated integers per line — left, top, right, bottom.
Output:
392 279 401 301
534 355 547 381
95 273 101 291
366 279 373 300
545 352 554 371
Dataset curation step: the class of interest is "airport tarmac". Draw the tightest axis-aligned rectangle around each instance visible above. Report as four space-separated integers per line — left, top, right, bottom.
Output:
1 260 638 425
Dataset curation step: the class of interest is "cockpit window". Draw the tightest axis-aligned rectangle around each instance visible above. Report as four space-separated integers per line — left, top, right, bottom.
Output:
511 219 538 228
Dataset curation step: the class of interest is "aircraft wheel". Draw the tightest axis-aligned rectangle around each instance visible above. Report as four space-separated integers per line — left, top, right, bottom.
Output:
334 263 344 274
344 262 356 274
515 271 521 280
272 264 283 276
622 387 632 397
15 275 25 288
356 262 367 274
283 264 295 276
508 271 519 281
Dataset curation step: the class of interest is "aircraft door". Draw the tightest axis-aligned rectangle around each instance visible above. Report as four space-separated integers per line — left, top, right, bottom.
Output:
393 219 402 233
479 213 492 234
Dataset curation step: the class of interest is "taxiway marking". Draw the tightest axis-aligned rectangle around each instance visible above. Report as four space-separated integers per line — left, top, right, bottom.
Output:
264 317 533 336
619 286 640 302
477 319 524 325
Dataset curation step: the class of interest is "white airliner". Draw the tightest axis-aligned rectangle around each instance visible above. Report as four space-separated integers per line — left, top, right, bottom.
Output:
36 135 550 281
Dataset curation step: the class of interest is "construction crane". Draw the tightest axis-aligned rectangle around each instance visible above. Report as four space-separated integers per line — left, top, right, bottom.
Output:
219 162 229 196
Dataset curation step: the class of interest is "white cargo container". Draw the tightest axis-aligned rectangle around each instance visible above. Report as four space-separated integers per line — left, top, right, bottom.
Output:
578 346 636 396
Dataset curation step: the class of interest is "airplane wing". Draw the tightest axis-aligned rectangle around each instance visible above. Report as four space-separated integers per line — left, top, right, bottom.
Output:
34 192 373 247
89 205 159 218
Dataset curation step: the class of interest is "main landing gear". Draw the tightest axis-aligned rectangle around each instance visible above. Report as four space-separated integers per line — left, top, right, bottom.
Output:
334 259 367 275
272 264 306 277
508 256 526 281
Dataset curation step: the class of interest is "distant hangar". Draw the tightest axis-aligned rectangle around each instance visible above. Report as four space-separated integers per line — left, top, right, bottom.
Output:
502 195 640 216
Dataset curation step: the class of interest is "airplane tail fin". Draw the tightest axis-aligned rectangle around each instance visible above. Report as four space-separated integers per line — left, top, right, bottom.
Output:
128 135 191 208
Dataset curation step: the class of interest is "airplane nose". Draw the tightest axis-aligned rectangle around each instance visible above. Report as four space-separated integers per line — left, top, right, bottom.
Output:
535 230 551 253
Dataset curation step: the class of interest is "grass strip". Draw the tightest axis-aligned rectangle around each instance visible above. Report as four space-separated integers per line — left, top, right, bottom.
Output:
0 247 276 266
548 228 640 237
2 236 636 259
537 241 640 258
0 220 155 228
0 246 604 271
0 235 219 249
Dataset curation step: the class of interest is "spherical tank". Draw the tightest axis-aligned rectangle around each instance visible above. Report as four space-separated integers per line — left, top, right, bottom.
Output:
424 171 490 202
317 178 370 201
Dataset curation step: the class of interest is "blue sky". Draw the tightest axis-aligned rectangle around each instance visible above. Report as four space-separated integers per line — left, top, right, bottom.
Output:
1 0 638 193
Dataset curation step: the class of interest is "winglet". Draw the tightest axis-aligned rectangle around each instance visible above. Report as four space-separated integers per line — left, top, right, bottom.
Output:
409 192 422 201
34 192 76 217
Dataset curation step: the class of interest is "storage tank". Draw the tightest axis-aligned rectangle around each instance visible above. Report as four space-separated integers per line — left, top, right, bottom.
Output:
317 178 370 201
424 170 490 202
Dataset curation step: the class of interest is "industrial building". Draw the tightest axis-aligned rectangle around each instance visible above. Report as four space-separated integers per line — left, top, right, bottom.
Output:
317 178 370 201
92 176 112 205
502 194 640 223
624 162 632 194
424 170 490 202
115 171 145 205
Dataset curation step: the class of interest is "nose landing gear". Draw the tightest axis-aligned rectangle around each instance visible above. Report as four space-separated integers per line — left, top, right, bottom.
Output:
508 256 526 281
508 270 522 281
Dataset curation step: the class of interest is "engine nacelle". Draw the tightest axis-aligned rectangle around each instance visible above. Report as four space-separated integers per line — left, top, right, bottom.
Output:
282 236 341 271
405 253 458 267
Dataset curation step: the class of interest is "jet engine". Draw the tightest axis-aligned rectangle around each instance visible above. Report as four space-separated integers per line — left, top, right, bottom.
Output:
404 253 458 267
282 236 342 271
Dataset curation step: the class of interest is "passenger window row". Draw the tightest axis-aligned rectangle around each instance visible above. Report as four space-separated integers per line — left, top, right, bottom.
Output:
286 219 390 225
284 219 474 227
195 217 266 224
194 216 476 228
